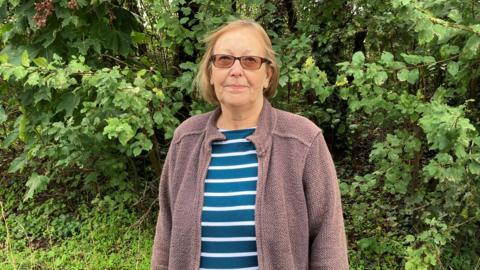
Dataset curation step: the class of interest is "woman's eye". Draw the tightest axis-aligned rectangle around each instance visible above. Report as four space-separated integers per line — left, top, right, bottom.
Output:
219 56 233 61
243 57 258 63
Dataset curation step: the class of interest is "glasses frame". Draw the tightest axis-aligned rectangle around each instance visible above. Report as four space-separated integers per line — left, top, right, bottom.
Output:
210 54 271 70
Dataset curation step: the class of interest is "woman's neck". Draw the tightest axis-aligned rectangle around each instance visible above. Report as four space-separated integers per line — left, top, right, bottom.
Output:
217 99 263 130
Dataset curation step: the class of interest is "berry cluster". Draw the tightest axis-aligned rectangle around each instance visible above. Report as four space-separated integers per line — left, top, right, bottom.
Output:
33 0 54 29
67 0 78 10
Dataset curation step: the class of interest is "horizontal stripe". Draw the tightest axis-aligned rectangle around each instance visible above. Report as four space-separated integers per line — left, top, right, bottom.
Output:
207 167 257 179
202 209 254 222
203 195 256 207
210 154 257 166
205 177 257 183
200 255 258 268
202 221 255 226
204 191 256 196
205 181 257 193
211 150 257 157
202 237 256 242
202 225 255 237
200 267 258 270
201 252 257 257
201 241 257 253
213 139 249 145
203 205 255 211
208 163 258 170
211 143 256 153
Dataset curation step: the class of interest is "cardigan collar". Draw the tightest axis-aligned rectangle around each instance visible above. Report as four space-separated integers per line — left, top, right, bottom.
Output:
203 97 277 157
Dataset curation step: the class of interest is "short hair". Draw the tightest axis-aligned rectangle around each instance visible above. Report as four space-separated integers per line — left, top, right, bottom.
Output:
195 19 280 104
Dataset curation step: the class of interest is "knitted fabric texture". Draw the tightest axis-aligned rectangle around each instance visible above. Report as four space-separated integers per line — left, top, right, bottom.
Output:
151 98 349 270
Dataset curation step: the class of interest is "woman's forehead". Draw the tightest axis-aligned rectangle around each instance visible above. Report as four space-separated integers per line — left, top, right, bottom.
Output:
213 27 265 55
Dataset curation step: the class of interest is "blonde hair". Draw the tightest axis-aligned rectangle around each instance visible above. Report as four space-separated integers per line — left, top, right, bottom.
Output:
195 19 280 104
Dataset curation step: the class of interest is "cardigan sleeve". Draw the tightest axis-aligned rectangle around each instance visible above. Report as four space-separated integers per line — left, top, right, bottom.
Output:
303 131 349 270
151 142 175 270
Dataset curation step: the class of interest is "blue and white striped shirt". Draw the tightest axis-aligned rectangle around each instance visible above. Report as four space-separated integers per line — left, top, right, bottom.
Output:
199 127 259 270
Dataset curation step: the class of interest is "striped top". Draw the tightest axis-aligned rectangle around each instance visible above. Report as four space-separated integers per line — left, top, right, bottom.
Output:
199 127 259 270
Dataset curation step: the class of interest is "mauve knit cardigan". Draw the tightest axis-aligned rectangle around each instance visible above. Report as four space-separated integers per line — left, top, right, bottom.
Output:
151 99 349 270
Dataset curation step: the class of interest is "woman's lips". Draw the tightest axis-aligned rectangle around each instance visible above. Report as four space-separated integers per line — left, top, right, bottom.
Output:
224 84 248 91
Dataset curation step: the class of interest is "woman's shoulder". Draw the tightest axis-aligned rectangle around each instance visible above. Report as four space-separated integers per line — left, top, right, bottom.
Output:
272 108 323 146
171 111 214 142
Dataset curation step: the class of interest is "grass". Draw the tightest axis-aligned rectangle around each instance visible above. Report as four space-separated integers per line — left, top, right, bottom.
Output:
0 189 155 270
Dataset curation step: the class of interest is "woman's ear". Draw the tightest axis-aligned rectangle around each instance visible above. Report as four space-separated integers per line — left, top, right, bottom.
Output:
263 66 273 89
209 67 214 85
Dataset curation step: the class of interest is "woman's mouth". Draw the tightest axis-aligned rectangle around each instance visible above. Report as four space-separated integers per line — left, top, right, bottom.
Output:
224 84 248 91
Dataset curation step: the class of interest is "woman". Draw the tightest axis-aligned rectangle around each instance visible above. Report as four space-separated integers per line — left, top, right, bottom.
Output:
151 19 348 270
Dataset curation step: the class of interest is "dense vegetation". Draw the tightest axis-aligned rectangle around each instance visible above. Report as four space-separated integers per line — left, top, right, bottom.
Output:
0 0 479 269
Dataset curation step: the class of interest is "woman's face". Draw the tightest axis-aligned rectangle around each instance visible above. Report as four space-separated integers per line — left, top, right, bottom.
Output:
210 27 272 109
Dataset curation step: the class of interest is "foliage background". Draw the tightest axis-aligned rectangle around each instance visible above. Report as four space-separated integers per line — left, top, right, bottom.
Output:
0 0 479 269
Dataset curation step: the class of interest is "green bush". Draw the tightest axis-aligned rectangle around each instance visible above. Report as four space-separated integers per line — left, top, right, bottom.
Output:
0 0 479 268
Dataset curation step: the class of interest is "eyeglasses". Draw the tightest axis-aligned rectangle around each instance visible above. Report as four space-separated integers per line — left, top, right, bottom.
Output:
210 54 271 70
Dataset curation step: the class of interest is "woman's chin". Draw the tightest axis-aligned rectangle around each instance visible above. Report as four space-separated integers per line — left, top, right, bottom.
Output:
219 94 252 108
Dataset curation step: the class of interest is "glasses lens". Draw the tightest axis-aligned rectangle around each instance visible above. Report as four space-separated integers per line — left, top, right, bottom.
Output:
240 56 261 70
214 55 235 68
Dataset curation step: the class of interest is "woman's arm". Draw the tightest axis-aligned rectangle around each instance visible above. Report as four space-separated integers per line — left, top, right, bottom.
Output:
151 143 175 270
303 131 349 270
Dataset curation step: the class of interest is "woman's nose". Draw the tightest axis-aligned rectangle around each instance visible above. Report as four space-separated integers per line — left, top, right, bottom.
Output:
229 59 244 76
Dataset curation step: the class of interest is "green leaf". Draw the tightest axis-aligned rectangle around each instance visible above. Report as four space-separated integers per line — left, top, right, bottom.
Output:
374 71 388 85
103 118 136 146
468 162 480 175
131 31 147 44
55 92 80 117
432 24 448 41
1 130 18 149
419 28 434 44
8 153 27 173
397 69 409 81
153 111 164 125
448 9 462 23
21 50 30 67
440 45 459 57
26 71 40 86
12 66 27 80
380 52 394 65
179 17 189 24
133 147 142 157
34 87 52 104
0 104 6 124
352 51 365 66
180 7 191 16
61 14 80 27
447 61 459 76
401 54 423 65
0 53 9 64
462 35 480 59
32 57 48 68
118 125 135 145
279 75 288 87
24 172 50 201
184 42 194 56
405 235 415 243
407 69 419 84
156 17 166 30
67 56 89 73
391 0 410 8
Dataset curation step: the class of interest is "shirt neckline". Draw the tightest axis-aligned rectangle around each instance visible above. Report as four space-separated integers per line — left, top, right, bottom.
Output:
218 127 257 132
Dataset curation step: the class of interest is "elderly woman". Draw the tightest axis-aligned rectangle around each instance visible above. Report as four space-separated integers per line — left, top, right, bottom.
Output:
151 19 348 270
